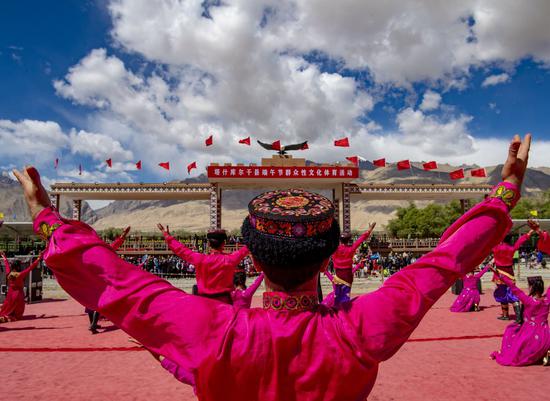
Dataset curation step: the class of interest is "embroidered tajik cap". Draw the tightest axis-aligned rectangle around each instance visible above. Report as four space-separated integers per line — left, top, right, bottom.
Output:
247 189 335 238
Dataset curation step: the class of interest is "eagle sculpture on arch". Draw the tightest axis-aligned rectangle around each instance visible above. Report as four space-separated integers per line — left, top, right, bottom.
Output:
257 140 308 156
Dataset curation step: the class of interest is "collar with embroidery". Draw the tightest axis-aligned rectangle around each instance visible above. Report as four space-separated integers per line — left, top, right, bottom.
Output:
262 291 318 311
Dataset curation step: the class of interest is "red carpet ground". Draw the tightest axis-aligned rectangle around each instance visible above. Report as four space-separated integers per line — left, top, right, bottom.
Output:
1 291 546 400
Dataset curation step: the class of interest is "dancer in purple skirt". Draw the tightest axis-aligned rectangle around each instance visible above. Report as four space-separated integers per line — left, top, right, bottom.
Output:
490 268 550 366
450 261 491 312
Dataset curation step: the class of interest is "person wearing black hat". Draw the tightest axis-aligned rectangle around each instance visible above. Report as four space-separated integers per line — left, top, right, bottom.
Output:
157 224 249 304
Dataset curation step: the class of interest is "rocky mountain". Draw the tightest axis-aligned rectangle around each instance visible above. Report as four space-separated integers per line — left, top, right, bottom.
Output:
0 174 96 223
3 163 550 232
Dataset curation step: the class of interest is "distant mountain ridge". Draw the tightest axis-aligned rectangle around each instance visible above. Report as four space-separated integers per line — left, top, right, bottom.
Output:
2 163 550 232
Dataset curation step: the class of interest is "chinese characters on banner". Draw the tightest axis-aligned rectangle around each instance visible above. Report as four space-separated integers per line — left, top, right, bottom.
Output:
207 166 359 179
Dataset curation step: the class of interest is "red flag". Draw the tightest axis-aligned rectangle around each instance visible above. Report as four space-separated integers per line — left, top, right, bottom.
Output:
397 160 411 170
346 156 359 166
334 137 350 147
239 137 251 145
373 158 386 168
271 140 281 151
187 161 197 174
423 161 437 171
205 135 213 146
106 158 112 168
135 160 142 170
470 168 487 177
449 168 465 180
301 142 309 150
159 162 170 170
78 164 82 176
54 158 59 169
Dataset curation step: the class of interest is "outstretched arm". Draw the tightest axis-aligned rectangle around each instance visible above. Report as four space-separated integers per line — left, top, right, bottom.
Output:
323 269 334 283
351 223 376 252
243 273 265 298
1 252 10 275
228 245 250 266
474 263 492 279
31 208 231 379
343 134 530 363
110 226 131 251
19 255 43 280
158 225 205 266
512 232 531 251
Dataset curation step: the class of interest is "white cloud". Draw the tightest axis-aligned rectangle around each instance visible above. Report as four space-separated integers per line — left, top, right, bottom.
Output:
69 129 134 161
419 91 442 111
482 73 511 87
0 120 69 166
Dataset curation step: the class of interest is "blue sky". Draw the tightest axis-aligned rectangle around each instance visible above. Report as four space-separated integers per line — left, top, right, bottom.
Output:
1 0 550 187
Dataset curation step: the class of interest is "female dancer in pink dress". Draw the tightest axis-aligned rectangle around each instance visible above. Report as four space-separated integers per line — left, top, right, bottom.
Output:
450 261 491 312
231 272 264 310
492 230 533 322
491 268 550 365
12 134 532 401
0 252 42 322
322 263 364 307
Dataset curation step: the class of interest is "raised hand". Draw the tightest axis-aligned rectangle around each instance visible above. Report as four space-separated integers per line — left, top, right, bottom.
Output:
121 226 131 239
12 166 52 220
501 134 531 188
157 223 170 235
527 218 540 233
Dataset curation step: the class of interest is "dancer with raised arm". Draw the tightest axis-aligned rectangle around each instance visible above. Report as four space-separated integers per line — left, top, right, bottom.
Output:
490 267 550 366
13 134 531 401
322 262 365 307
331 223 376 306
492 229 534 322
231 272 264 311
0 252 42 323
450 259 492 312
158 223 249 304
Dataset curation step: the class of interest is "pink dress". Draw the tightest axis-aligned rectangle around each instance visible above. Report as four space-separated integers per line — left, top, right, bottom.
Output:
231 273 264 311
0 255 41 321
322 264 363 308
491 275 550 366
33 183 515 401
450 265 490 312
492 233 530 275
163 233 249 297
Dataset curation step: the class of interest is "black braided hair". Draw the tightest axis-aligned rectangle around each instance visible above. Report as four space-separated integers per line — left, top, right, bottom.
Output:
241 216 340 290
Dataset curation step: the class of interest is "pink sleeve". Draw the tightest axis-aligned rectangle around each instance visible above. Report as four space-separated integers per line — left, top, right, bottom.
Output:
163 233 204 266
474 264 491 279
228 245 249 266
499 274 532 305
513 233 530 251
537 231 550 254
324 270 334 283
34 207 232 378
243 273 264 298
161 357 195 385
352 261 365 274
343 188 514 363
1 253 10 275
19 256 42 280
110 234 126 251
352 229 372 252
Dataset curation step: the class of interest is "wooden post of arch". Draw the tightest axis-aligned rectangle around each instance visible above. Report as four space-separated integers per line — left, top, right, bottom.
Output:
342 183 351 233
210 184 222 229
72 199 82 221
